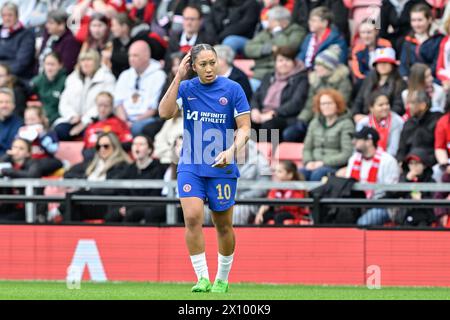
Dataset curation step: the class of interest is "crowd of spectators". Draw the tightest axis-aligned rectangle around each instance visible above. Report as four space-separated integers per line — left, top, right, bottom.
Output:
0 0 449 227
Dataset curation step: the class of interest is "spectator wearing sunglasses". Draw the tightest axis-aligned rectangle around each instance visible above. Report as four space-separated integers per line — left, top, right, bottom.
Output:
63 132 131 221
115 40 167 136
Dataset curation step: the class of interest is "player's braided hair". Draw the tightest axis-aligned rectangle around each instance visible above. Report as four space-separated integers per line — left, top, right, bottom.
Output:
190 44 217 66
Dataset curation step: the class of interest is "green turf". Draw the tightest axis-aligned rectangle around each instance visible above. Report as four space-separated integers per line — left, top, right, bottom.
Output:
0 281 450 300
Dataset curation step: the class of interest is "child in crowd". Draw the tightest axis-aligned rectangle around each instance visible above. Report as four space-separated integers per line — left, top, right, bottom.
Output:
17 107 62 176
255 160 309 225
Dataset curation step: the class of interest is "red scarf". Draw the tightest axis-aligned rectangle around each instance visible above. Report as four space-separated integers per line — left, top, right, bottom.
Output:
369 113 391 151
129 2 155 24
350 148 383 198
0 22 23 38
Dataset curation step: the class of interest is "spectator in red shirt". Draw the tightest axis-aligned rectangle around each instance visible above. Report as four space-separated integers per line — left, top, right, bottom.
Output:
72 0 126 43
83 91 133 160
255 160 309 225
434 93 450 182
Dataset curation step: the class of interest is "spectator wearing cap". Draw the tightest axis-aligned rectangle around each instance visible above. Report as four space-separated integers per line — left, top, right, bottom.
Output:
38 9 81 74
115 40 167 136
214 45 252 103
345 126 400 226
244 5 306 88
389 148 436 226
301 88 354 181
0 2 36 81
352 47 406 124
397 90 442 169
0 87 23 156
434 94 450 182
356 91 404 157
250 46 308 141
283 45 351 142
295 6 348 71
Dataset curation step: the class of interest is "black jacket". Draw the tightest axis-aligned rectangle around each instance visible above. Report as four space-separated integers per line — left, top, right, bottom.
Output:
352 69 407 115
292 0 350 45
310 176 366 224
389 159 436 226
380 0 429 52
229 66 252 103
111 31 166 79
251 69 309 119
120 159 167 197
0 155 42 178
396 110 443 165
0 25 35 80
64 160 129 195
205 0 261 43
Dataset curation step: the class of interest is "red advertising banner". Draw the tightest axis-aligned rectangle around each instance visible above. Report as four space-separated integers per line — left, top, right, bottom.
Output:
0 225 449 287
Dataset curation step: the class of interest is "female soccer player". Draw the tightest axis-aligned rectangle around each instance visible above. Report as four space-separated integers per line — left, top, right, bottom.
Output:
159 44 251 293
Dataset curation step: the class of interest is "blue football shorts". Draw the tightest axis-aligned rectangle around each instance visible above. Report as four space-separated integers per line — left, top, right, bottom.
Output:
178 171 237 212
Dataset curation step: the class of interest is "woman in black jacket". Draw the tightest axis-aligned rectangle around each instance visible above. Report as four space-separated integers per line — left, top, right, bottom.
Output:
105 135 168 223
0 138 42 221
250 46 308 141
352 47 406 123
63 132 131 221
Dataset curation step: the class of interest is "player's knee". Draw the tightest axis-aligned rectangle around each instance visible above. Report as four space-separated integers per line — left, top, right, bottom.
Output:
214 222 233 236
184 215 203 229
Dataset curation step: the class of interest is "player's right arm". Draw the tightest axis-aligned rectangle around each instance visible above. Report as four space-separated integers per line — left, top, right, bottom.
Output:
159 53 191 120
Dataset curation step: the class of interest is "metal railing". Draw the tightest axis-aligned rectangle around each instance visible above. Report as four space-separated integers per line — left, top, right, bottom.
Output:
0 179 449 224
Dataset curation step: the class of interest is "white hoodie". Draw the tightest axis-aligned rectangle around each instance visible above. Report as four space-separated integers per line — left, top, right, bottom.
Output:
114 59 167 122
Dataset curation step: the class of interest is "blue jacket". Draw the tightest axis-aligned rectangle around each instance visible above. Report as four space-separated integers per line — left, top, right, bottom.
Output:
399 32 444 78
0 114 23 156
351 38 392 82
0 25 36 80
296 26 348 68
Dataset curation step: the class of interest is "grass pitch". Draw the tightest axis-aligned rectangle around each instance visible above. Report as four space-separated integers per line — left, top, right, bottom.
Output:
0 281 449 300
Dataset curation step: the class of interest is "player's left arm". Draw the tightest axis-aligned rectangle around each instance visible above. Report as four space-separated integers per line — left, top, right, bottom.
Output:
213 113 251 168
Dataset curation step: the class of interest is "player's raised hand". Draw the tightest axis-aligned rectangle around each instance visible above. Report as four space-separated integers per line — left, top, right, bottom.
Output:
177 52 192 80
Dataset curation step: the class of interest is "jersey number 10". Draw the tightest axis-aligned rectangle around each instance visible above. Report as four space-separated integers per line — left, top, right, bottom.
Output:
216 184 232 200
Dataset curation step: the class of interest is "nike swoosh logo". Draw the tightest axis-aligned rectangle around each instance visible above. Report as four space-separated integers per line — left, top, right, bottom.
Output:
187 97 197 101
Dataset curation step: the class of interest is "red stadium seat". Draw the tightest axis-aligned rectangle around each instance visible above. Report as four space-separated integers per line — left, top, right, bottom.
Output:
233 59 255 78
272 142 304 168
55 141 84 166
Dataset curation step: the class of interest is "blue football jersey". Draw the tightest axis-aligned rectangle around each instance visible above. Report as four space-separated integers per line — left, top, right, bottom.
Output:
176 76 250 178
